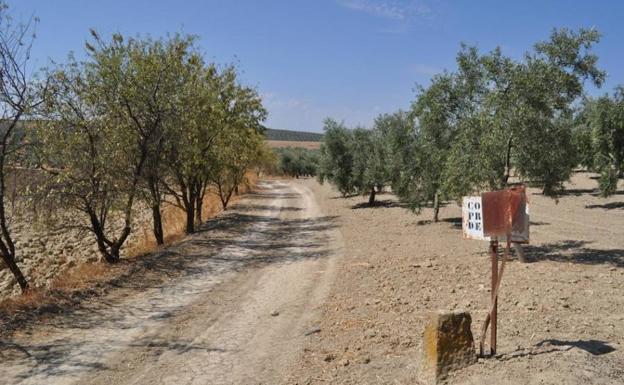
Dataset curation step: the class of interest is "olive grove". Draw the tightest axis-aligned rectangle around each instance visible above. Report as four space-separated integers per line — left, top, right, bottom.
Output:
319 28 609 221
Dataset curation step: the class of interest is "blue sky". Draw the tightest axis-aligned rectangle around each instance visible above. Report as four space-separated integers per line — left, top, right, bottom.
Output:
9 0 624 133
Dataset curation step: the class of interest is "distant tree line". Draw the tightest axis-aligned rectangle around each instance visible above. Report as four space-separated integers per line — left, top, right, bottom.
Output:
0 3 271 292
319 28 609 221
572 87 624 196
265 128 323 142
273 147 319 178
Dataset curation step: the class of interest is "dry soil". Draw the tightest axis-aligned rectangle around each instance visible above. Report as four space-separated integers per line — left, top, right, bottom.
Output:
287 173 624 384
0 173 623 385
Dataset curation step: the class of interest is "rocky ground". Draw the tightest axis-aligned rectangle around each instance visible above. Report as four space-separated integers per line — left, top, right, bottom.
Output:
286 172 624 384
0 177 255 300
0 206 153 298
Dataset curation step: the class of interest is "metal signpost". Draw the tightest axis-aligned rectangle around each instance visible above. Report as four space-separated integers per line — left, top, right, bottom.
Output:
462 186 529 357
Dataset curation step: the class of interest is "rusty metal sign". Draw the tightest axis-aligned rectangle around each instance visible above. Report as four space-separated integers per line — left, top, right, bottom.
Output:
462 186 529 357
462 186 529 243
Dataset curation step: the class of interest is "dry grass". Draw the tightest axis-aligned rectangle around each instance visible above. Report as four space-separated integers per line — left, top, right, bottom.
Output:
50 263 119 292
0 172 259 331
126 171 258 257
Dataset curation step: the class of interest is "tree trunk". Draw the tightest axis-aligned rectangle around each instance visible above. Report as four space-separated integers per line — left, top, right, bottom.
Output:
148 176 164 245
195 194 203 225
108 245 121 263
89 211 120 264
503 135 513 186
217 182 235 211
221 191 233 210
368 186 376 206
151 204 164 245
0 253 28 291
433 192 440 222
185 201 195 234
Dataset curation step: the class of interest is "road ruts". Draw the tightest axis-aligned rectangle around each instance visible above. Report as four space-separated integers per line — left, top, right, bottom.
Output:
0 179 341 385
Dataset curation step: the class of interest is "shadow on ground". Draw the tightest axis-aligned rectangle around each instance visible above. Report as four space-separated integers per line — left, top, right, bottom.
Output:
499 339 616 361
416 217 462 228
523 240 624 267
537 339 616 355
0 182 338 379
351 199 407 210
585 202 624 210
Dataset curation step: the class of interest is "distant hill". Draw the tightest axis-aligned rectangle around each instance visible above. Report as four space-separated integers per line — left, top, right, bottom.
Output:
264 128 323 142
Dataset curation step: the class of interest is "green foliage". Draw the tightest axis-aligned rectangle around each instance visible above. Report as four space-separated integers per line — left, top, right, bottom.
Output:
408 27 604 220
571 106 596 171
374 111 418 198
323 28 606 221
253 143 279 176
317 119 354 196
317 119 390 204
274 147 319 177
34 31 268 260
576 88 624 196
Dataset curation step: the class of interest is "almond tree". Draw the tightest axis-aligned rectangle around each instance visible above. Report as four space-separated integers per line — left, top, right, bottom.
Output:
0 3 40 291
208 70 266 211
36 32 192 261
36 59 129 264
161 62 223 233
210 128 265 211
161 63 264 231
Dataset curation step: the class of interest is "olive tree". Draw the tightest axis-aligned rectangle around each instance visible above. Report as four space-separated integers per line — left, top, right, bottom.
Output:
577 88 624 196
445 28 605 198
350 127 390 205
274 147 319 178
317 119 354 197
374 110 419 199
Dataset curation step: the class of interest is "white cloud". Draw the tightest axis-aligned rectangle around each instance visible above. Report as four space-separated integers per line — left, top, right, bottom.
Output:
338 0 431 20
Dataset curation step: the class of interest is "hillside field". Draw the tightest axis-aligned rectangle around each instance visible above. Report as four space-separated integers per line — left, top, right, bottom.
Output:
267 140 322 150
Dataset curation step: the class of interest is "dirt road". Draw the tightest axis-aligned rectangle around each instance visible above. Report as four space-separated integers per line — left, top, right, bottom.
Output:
0 180 341 385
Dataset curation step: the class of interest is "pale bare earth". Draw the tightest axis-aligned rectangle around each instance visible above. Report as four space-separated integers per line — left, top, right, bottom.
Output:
0 180 342 385
2 174 624 385
287 173 624 384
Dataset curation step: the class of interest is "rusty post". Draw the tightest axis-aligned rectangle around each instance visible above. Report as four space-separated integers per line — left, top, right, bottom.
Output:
490 239 498 356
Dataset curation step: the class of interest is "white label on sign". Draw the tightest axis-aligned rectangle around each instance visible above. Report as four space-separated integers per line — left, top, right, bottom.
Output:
462 196 488 241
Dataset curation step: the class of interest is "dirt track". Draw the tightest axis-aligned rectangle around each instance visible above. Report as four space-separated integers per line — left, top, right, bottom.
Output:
0 180 341 385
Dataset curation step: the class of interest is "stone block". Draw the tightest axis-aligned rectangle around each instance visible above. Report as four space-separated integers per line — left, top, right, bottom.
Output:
421 311 477 384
